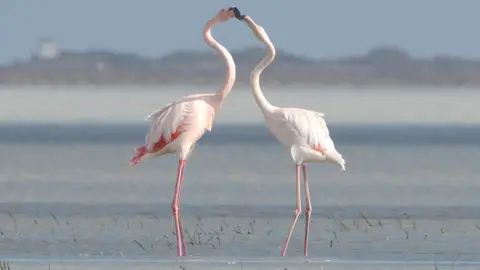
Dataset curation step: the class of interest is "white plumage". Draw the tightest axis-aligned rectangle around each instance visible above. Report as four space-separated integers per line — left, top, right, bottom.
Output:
270 108 345 168
241 15 346 257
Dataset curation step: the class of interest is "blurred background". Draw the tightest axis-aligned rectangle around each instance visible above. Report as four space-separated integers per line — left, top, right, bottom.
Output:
0 0 480 264
1 0 480 123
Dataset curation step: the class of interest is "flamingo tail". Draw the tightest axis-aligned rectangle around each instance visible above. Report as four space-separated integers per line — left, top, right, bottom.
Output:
130 146 147 167
326 150 346 171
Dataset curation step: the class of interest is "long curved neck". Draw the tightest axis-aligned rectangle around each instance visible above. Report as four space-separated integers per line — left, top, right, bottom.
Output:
203 19 236 103
250 30 276 114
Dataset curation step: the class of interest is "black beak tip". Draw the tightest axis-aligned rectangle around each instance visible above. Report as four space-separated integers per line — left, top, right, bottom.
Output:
228 6 245 20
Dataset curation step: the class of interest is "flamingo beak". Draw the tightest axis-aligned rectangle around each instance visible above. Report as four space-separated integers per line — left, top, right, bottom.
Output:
228 6 245 20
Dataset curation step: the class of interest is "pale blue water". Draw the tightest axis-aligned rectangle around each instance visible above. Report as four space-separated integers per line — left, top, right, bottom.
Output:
0 123 479 268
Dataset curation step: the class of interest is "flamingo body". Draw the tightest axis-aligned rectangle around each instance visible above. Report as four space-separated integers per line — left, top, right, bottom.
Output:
129 7 238 257
238 14 346 257
264 107 345 168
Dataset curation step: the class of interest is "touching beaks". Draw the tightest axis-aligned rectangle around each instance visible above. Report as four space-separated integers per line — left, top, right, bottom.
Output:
228 6 245 20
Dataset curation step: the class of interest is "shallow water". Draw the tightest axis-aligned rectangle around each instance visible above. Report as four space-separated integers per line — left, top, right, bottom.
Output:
3 259 480 270
0 123 479 267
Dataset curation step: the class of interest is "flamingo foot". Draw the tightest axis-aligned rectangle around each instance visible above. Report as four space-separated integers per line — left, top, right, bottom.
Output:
171 215 186 254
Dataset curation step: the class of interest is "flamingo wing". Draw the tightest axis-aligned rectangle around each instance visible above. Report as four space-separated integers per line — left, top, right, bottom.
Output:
130 97 215 167
281 108 334 152
144 102 173 121
144 101 190 152
144 96 216 152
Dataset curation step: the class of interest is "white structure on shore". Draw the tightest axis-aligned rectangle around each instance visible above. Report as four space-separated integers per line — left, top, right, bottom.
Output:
37 38 60 59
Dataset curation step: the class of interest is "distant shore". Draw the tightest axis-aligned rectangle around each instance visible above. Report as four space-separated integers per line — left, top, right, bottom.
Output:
2 46 480 86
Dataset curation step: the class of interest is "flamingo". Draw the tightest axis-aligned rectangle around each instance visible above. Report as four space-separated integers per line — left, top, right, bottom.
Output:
232 9 347 257
129 7 239 257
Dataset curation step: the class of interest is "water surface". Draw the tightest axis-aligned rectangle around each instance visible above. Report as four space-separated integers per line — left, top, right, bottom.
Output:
0 123 479 267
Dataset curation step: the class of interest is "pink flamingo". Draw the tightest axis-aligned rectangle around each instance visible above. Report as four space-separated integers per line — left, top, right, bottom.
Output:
130 7 239 257
232 9 347 257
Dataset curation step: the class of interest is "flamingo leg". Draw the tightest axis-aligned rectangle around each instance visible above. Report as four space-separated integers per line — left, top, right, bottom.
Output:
178 174 187 254
302 164 312 257
172 159 187 256
281 164 302 256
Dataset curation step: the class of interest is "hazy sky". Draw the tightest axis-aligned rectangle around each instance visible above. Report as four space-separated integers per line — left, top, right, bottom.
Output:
1 0 479 64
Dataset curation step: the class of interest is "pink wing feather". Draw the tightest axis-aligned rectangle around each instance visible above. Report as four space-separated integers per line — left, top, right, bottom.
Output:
144 102 188 151
130 95 216 166
130 101 187 166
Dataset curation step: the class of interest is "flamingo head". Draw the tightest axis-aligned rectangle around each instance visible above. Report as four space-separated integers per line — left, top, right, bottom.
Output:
214 7 239 22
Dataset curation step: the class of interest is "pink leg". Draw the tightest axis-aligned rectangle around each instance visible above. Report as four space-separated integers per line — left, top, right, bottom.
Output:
302 164 312 257
178 174 187 254
281 165 302 256
172 159 187 256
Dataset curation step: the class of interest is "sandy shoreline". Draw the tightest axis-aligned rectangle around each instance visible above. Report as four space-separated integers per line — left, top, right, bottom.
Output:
0 86 479 124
